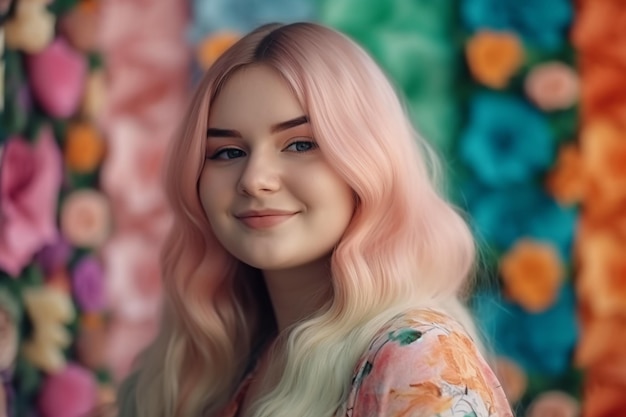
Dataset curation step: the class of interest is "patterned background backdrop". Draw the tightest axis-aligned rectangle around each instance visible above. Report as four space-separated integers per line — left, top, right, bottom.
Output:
0 0 624 416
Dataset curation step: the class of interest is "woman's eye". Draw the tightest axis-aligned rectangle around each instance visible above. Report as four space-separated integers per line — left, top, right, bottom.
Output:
209 148 246 160
284 140 318 152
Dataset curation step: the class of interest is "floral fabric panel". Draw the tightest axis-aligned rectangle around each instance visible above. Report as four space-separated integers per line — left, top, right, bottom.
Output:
341 309 513 417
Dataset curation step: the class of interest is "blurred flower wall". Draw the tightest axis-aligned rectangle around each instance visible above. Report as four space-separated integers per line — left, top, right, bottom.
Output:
0 0 624 416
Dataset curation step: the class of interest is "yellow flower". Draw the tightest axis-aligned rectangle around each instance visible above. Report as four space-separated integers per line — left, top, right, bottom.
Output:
21 287 75 373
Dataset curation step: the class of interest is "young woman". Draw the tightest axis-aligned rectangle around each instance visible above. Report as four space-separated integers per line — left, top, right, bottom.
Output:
116 22 513 417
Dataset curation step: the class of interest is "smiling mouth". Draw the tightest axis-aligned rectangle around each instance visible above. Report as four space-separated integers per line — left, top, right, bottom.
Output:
237 213 297 229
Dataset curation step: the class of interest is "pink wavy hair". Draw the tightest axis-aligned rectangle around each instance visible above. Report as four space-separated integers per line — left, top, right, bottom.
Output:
117 22 476 417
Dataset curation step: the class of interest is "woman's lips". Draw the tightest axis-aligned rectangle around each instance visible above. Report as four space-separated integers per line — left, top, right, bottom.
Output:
236 212 297 229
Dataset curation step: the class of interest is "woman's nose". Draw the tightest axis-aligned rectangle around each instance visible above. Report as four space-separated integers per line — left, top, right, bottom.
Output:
236 152 281 196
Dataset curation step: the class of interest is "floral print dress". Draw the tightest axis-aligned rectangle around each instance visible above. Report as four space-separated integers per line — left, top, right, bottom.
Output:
220 309 514 417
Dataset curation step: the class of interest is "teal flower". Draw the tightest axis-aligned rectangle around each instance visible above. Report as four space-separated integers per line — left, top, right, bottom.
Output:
189 0 317 43
459 93 555 188
465 184 576 261
460 0 573 50
472 284 579 376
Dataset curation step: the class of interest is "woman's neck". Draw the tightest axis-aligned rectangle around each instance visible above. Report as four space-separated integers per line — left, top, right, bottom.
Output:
262 257 333 333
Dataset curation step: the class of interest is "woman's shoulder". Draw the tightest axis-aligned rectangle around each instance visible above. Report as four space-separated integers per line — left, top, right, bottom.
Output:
374 308 469 338
341 308 513 417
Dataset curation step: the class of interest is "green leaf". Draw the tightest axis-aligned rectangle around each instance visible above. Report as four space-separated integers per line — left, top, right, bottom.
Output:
389 328 422 345
353 360 373 386
362 361 373 377
47 0 79 16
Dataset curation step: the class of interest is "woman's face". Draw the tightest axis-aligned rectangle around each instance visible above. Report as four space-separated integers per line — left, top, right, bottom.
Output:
199 65 355 273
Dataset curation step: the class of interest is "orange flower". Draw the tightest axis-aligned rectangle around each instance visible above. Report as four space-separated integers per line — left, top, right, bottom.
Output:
578 60 626 125
80 0 99 13
577 231 626 317
197 32 241 70
545 144 587 205
583 372 626 417
580 119 626 217
58 0 99 52
586 352 626 388
64 122 106 173
524 61 579 111
572 0 626 66
499 240 565 312
576 313 626 369
466 31 524 89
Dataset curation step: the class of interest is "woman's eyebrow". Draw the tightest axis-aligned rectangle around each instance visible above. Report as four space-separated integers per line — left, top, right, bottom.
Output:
206 115 309 138
206 128 241 138
270 115 309 133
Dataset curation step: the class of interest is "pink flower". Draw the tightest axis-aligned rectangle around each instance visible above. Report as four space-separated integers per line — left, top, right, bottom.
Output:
0 128 62 277
38 363 98 417
26 37 87 117
493 357 527 405
524 61 580 111
60 189 112 248
525 390 580 417
105 317 158 382
103 233 162 322
101 119 170 220
102 233 163 380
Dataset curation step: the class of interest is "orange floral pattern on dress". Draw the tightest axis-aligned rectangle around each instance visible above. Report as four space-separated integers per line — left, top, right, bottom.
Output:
343 309 513 417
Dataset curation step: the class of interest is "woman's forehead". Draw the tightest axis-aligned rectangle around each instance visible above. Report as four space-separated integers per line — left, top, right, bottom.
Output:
208 65 306 133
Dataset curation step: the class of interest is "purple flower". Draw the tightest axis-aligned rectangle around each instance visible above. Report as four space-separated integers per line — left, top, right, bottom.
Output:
35 236 73 275
71 256 106 312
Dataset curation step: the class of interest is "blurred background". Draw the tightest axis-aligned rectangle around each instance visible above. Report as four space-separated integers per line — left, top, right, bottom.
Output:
0 0 624 416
